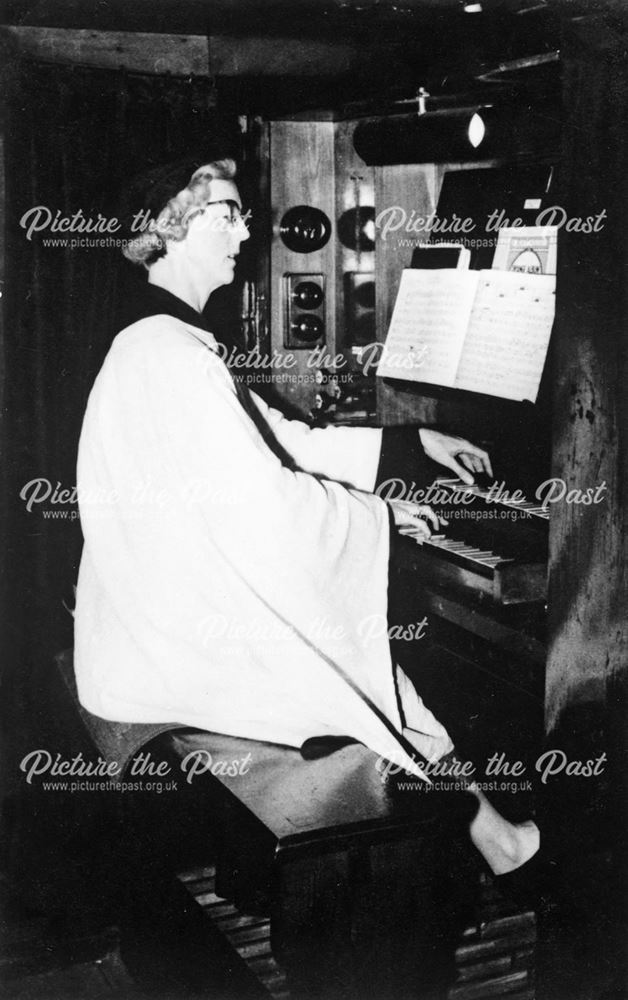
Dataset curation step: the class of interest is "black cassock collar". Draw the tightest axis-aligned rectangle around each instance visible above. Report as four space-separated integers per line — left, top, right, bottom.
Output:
117 278 212 335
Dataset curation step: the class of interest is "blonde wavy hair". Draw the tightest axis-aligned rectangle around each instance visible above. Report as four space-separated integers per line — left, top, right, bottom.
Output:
123 158 237 267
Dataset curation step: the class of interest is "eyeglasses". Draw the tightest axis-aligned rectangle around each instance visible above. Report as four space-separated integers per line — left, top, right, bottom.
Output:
199 199 249 231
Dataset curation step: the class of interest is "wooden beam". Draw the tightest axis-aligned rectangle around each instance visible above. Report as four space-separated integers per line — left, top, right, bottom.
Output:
0 0 462 39
1 26 361 78
208 34 359 77
1 27 209 75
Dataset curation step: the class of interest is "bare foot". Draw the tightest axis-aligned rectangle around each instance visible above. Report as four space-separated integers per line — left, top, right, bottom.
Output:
468 788 540 875
489 819 540 875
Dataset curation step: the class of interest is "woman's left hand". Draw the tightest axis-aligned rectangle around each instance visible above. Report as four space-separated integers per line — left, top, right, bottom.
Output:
418 429 493 485
388 500 447 540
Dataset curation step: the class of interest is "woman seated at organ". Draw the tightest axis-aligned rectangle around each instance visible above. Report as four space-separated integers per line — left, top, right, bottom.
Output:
73 144 540 887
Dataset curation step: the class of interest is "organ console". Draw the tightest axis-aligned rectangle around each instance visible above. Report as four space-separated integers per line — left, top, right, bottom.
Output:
388 462 548 773
260 107 553 791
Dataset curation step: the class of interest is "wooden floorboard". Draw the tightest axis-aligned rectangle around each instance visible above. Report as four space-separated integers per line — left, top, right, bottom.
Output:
3 947 143 999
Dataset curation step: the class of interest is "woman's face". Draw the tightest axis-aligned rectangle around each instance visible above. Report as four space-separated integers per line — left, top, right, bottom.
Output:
183 179 250 292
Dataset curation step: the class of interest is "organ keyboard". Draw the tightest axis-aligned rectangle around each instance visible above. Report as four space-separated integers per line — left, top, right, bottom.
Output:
433 477 550 521
396 476 549 605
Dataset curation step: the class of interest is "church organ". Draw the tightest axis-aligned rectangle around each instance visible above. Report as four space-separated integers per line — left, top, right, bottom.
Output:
257 46 626 868
260 111 556 764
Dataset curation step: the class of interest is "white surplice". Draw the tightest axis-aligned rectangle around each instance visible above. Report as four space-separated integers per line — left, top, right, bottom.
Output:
74 316 452 781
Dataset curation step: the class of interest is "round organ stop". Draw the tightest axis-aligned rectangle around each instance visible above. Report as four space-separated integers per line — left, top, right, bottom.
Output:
279 206 331 253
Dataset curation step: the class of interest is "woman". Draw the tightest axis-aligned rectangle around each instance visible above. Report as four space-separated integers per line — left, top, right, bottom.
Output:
74 152 539 882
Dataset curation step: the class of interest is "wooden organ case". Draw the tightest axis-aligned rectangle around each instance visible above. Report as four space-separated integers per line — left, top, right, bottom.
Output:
256 46 628 983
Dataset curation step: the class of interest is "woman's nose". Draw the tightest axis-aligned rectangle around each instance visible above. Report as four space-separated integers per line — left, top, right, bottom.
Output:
230 228 249 253
235 219 250 243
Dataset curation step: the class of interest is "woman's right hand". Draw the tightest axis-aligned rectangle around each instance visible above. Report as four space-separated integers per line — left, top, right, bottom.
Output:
387 500 446 541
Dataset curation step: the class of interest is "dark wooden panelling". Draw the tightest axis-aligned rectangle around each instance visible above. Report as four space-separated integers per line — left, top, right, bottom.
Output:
374 162 440 426
332 119 374 368
269 120 336 416
545 17 628 730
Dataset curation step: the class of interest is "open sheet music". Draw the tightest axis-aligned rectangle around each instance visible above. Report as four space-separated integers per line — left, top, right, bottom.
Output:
376 268 556 402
